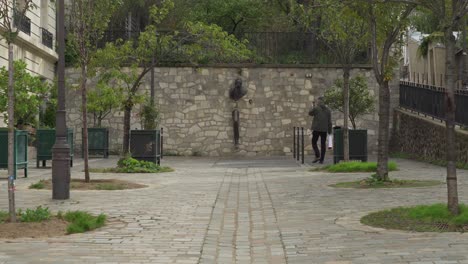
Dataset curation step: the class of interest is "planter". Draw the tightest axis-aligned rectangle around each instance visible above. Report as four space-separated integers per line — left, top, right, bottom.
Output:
333 127 368 164
130 130 161 165
83 128 109 158
36 128 74 168
0 128 29 178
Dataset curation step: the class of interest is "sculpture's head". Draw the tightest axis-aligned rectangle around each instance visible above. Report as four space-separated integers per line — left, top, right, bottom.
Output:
229 78 247 101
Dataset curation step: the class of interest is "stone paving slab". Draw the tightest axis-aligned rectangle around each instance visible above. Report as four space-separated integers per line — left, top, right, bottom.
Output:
0 157 467 263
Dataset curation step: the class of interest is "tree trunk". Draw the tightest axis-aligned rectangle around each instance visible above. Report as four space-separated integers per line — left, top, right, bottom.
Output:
343 67 350 162
376 81 391 182
81 65 90 183
444 28 459 215
7 43 16 222
122 105 131 155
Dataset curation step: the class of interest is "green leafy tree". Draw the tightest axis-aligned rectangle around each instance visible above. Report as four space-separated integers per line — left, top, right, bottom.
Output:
40 83 57 128
94 0 253 155
0 61 50 127
305 0 369 161
87 81 124 128
324 76 375 130
360 0 416 182
0 0 36 222
386 0 468 215
413 0 468 215
184 0 288 35
69 0 121 183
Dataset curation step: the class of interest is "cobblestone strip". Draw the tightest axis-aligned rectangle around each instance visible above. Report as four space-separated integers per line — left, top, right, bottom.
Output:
199 167 287 264
254 168 288 264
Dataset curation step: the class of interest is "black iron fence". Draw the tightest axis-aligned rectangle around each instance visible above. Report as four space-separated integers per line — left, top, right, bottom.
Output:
399 81 468 126
97 30 370 64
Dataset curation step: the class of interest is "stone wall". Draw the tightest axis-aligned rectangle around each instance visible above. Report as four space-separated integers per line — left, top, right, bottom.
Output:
391 108 468 163
66 65 399 156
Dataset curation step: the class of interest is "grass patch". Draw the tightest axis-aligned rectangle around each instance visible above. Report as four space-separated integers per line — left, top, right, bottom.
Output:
90 156 174 173
59 211 106 234
317 161 398 173
361 204 468 232
390 152 468 170
29 180 46 189
19 206 51 222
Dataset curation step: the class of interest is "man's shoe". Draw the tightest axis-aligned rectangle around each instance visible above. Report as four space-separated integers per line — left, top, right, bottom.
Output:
319 160 324 164
312 158 320 163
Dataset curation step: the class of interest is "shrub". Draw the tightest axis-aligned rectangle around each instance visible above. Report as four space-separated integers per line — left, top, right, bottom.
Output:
0 211 8 223
19 206 51 222
61 211 106 234
116 156 172 173
29 180 46 189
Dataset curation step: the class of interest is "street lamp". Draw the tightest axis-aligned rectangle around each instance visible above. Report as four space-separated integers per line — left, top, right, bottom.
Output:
52 0 70 200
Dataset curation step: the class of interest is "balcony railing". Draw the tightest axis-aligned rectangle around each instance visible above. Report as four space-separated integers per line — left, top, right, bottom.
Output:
41 28 53 49
13 10 31 35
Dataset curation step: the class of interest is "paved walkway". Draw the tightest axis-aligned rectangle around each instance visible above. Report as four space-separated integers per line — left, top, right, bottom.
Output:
0 156 467 264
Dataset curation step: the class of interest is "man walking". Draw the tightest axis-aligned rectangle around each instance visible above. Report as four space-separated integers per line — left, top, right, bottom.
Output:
309 97 332 164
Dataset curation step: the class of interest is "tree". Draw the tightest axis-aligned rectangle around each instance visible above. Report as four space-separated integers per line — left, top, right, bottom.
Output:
177 0 289 37
364 1 415 182
94 0 253 155
0 0 36 222
69 0 121 183
318 0 369 161
387 0 468 215
0 60 50 127
87 81 124 128
416 0 468 215
324 76 375 129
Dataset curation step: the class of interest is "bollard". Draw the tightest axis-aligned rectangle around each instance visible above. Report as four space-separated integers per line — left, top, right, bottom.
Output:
293 127 296 159
301 127 304 164
161 128 164 160
296 128 300 161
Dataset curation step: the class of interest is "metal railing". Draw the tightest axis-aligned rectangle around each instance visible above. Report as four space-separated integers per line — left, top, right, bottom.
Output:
13 10 31 35
399 81 468 126
97 30 370 64
293 127 305 164
41 28 53 49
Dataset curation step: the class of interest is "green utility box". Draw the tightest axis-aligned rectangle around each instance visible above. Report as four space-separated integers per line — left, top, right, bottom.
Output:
83 128 109 158
0 128 29 178
333 127 368 164
36 128 74 167
130 130 161 165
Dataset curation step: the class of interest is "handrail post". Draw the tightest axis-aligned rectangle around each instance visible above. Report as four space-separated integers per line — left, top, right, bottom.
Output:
296 128 300 161
161 128 164 160
293 127 296 159
301 127 304 164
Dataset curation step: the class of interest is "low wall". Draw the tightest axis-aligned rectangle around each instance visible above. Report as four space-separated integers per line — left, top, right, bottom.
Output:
66 65 398 156
391 108 468 163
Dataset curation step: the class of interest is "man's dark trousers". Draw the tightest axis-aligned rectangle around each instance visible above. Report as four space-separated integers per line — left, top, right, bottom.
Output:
312 131 327 162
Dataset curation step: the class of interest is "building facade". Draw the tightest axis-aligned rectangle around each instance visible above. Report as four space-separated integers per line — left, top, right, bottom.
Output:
403 30 467 88
0 0 58 127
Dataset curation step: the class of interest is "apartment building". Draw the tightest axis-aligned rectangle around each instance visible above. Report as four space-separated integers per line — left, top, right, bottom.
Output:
403 30 467 88
0 0 58 127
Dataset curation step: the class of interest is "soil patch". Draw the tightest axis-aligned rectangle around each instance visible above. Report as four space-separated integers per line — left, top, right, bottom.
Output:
0 217 68 239
31 179 147 190
330 179 441 189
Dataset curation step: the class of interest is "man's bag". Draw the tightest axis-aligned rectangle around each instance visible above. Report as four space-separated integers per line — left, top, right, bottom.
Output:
327 134 333 149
